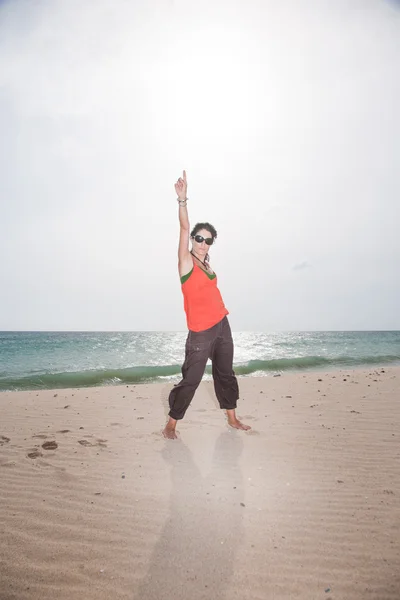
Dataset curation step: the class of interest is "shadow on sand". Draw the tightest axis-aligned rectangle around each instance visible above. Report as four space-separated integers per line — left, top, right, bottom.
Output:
135 431 244 599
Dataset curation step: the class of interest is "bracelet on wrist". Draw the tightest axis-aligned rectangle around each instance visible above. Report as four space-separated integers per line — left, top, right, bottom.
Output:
177 197 188 205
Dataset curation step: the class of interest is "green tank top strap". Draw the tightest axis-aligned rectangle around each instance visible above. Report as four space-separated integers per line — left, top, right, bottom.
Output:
180 268 193 284
180 264 216 284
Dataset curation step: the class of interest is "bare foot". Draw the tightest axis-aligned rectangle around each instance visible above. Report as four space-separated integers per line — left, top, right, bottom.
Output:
226 409 251 431
162 418 178 440
227 418 251 431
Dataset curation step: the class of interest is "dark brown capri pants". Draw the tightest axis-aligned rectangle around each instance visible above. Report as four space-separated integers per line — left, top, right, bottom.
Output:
168 316 239 420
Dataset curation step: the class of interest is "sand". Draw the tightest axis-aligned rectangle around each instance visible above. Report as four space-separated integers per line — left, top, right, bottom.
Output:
0 366 399 600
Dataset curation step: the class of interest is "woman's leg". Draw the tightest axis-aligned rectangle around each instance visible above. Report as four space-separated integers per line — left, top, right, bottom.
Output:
163 331 212 438
211 318 251 430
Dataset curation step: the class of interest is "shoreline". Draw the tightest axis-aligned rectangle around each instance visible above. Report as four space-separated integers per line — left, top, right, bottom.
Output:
1 365 399 599
1 360 400 394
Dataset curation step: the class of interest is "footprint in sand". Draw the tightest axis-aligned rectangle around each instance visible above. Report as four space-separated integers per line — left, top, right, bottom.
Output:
0 436 10 446
42 441 58 450
78 439 107 448
0 460 16 467
27 449 43 459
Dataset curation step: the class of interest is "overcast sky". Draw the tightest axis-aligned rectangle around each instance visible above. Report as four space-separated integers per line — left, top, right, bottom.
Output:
1 0 399 331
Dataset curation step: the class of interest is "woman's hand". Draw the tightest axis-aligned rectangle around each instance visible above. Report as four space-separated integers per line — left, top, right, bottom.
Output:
175 170 187 200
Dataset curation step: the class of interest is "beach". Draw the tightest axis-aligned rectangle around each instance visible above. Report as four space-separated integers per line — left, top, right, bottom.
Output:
1 366 399 600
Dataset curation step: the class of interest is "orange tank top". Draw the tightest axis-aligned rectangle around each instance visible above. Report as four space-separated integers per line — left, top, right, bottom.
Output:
181 262 229 332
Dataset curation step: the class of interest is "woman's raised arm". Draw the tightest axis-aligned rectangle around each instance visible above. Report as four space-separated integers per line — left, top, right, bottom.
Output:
176 171 191 266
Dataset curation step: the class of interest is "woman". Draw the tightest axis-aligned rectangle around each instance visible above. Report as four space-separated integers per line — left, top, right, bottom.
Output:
163 170 250 439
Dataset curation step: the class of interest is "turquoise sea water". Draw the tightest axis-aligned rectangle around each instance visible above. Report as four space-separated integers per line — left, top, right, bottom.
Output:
0 330 399 392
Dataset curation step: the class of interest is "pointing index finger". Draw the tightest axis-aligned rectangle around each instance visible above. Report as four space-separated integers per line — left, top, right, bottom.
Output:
183 170 187 183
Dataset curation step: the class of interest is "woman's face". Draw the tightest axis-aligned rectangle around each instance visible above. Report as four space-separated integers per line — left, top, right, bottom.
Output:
191 229 213 257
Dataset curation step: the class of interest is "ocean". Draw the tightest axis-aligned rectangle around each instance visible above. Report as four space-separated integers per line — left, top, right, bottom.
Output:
0 330 399 392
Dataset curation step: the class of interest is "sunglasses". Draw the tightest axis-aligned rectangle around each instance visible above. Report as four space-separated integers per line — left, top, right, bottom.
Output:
192 234 214 246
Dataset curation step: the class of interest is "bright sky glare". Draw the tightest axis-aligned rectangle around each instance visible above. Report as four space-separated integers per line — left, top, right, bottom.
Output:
1 0 399 331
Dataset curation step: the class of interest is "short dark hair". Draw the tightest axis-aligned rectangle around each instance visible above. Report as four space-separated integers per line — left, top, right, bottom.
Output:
190 222 217 240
